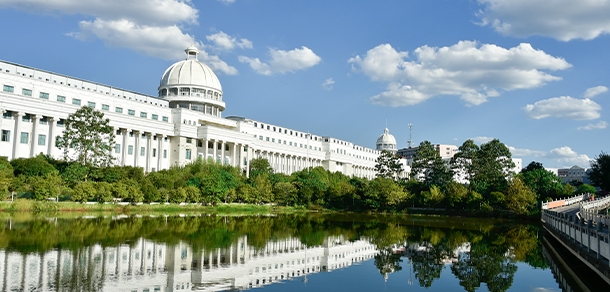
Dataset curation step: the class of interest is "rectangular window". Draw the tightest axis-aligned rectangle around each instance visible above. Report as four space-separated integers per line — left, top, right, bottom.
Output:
186 138 192 143
140 112 147 118
3 85 14 93
38 134 46 145
272 138 275 142
22 89 32 96
1 130 9 142
128 145 133 155
115 107 123 113
22 114 31 122
259 136 263 140
57 95 66 103
20 132 29 144
87 102 95 108
128 109 135 116
102 104 109 111
163 149 167 158
115 144 121 153
72 99 81 105
153 148 156 157
185 149 191 160
39 92 49 99
140 147 145 156
162 116 168 122
151 114 158 120
57 119 65 127
3 111 12 119
266 137 269 141
39 117 48 125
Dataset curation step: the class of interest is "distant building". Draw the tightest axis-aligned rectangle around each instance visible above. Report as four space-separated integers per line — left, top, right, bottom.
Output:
558 165 591 184
376 128 398 153
397 144 458 161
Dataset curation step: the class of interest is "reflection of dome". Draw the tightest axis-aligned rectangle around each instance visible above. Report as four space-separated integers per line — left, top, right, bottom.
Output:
158 46 225 116
376 128 397 152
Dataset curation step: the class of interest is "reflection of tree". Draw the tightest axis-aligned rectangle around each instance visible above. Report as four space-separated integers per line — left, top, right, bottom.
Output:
374 248 402 280
450 243 517 292
410 243 447 288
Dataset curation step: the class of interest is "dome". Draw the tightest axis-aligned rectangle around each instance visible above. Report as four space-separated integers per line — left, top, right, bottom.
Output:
376 128 397 152
158 46 222 93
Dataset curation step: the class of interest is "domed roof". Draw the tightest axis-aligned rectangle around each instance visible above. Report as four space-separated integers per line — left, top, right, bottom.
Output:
377 128 397 145
159 46 222 92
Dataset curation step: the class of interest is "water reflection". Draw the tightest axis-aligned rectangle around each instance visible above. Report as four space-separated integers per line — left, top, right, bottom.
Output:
0 214 552 292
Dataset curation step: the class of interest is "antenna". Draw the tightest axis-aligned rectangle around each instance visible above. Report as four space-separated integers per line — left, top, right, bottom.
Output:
407 123 413 148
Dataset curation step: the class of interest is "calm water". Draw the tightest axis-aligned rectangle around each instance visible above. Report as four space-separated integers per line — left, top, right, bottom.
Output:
0 213 596 291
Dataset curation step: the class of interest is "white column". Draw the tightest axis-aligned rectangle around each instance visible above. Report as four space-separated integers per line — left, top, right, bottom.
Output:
232 143 237 167
212 139 217 163
12 112 23 159
246 146 251 177
133 130 140 167
47 117 56 157
146 133 152 172
30 114 38 157
201 138 207 160
121 129 128 166
157 134 163 171
221 141 226 164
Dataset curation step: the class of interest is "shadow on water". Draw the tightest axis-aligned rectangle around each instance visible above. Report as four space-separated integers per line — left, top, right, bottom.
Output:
0 213 597 291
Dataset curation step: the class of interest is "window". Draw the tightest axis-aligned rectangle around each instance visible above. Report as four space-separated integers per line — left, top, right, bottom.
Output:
186 138 192 143
272 138 275 142
38 134 46 145
39 117 48 125
115 144 121 153
151 114 158 120
57 95 66 103
140 112 147 118
259 136 263 140
22 89 32 96
153 148 157 157
1 130 9 142
140 147 145 156
22 114 31 122
3 111 12 119
163 149 167 158
102 104 109 111
3 85 14 93
254 122 257 127
57 119 65 127
72 99 81 105
266 137 269 141
115 107 123 113
39 92 49 99
87 102 95 108
162 116 168 122
128 145 133 155
128 109 135 116
20 132 29 144
185 149 192 160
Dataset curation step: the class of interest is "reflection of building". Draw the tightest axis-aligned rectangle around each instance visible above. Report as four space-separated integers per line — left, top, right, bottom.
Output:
0 234 377 291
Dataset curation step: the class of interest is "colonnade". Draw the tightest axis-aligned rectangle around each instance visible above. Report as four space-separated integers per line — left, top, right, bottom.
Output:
254 150 322 174
7 111 59 160
196 138 252 176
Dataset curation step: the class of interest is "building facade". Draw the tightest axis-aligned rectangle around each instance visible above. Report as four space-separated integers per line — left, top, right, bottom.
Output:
0 47 382 178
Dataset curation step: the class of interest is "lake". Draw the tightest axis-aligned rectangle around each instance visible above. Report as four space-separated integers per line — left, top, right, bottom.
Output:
0 212 603 291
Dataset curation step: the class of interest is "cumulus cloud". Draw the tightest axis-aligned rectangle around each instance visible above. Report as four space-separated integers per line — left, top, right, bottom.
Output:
349 41 571 107
218 0 236 3
476 0 610 41
578 121 608 130
523 96 601 120
322 78 335 90
583 85 608 98
206 31 252 52
239 46 321 75
509 146 546 157
548 146 591 167
470 136 494 144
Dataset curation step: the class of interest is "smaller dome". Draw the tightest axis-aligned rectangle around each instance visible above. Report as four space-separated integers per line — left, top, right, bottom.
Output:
376 128 397 152
158 46 222 93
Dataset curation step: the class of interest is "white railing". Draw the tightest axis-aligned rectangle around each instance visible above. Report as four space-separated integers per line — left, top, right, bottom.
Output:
580 195 610 226
541 193 591 210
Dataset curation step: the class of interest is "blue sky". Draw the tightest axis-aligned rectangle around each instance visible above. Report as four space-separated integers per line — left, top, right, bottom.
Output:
0 0 608 169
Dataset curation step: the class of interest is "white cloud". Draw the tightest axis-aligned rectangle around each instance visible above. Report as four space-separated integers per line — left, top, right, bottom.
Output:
470 136 494 144
239 46 321 75
477 0 610 41
0 0 198 26
322 78 335 90
76 19 237 75
583 85 608 98
349 41 571 107
218 0 236 3
508 146 546 157
206 31 253 52
578 121 608 130
523 96 601 120
547 146 591 167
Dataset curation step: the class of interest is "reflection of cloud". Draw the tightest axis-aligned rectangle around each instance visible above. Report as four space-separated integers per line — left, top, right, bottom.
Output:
529 288 561 292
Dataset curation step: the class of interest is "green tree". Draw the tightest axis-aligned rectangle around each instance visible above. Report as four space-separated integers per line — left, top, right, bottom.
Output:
0 157 14 197
95 181 114 203
30 171 64 201
520 161 544 174
249 157 273 177
273 181 297 205
375 150 403 180
519 168 563 200
72 181 97 203
589 152 610 191
58 106 115 168
411 141 453 188
10 157 56 177
504 177 536 215
576 184 596 195
446 181 468 208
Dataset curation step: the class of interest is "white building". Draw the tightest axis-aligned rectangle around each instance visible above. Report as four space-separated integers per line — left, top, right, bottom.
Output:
558 165 591 184
0 46 383 178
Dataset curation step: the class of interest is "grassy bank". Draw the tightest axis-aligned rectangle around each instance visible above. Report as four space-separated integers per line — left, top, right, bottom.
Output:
0 199 307 214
